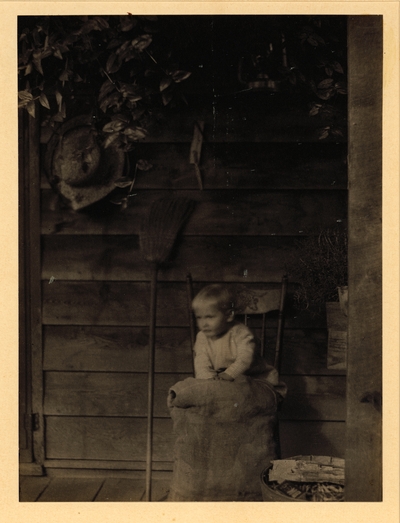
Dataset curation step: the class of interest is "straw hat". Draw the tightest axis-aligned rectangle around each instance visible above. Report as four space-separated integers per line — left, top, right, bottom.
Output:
45 115 126 210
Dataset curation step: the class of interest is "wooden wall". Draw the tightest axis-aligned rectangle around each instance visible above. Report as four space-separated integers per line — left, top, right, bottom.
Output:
38 93 347 474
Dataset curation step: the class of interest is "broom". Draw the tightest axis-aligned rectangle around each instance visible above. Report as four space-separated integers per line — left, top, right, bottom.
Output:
139 196 195 502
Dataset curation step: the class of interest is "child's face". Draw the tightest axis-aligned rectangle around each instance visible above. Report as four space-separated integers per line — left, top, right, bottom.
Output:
193 299 233 340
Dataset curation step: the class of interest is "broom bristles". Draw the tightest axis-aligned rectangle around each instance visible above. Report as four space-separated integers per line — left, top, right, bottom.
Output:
140 196 195 264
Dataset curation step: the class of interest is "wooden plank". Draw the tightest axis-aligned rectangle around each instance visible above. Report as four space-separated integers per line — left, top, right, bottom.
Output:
45 417 175 461
43 371 345 420
117 99 343 144
40 144 347 192
44 459 173 472
43 372 191 418
280 329 345 376
94 478 145 501
43 326 194 373
346 16 382 501
37 477 103 502
45 467 173 479
43 326 340 375
41 142 347 191
19 476 50 502
42 235 301 283
279 376 346 421
279 421 346 460
41 189 347 236
94 477 170 501
42 281 328 328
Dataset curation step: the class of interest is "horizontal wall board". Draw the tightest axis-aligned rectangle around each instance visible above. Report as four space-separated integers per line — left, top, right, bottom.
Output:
41 143 347 191
43 326 342 376
44 371 344 421
279 376 346 421
280 329 345 376
279 421 346 459
45 419 346 464
144 102 346 144
42 235 300 282
44 467 173 480
45 417 175 461
42 282 327 328
43 326 194 373
41 189 347 236
44 459 173 472
40 92 346 144
44 372 190 418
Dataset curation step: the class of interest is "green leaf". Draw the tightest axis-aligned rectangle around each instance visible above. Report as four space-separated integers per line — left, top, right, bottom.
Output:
131 34 152 52
98 80 115 101
103 133 120 148
93 16 109 30
309 104 321 116
114 176 133 188
39 92 50 110
171 70 191 83
24 63 33 76
59 69 70 82
26 100 36 118
123 126 147 140
33 57 43 75
160 76 173 92
53 48 63 60
136 159 152 171
55 91 63 111
318 78 334 89
120 15 137 32
18 90 33 102
102 119 127 133
52 112 65 122
162 91 173 106
333 61 344 74
106 53 118 74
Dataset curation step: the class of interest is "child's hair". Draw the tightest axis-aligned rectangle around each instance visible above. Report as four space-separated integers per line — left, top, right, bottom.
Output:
192 284 235 313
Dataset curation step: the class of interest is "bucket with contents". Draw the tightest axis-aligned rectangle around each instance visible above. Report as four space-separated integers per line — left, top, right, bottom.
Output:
261 455 345 502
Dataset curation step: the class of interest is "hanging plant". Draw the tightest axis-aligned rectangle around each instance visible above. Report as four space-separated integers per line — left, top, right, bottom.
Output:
285 226 348 315
18 15 192 209
18 15 192 152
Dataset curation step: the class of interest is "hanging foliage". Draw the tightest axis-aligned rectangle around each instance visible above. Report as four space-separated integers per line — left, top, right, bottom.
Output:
18 15 192 151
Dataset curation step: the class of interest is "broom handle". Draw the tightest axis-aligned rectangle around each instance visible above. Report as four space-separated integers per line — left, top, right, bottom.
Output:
145 264 158 502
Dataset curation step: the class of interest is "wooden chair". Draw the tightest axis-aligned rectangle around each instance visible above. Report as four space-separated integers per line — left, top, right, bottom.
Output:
186 275 288 373
185 274 288 462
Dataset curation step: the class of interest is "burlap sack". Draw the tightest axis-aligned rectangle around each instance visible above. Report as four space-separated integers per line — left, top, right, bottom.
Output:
167 376 281 501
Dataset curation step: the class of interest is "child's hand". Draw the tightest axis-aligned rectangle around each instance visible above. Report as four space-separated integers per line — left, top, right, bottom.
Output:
217 372 234 381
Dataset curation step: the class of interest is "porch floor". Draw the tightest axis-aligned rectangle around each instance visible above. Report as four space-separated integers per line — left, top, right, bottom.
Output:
19 474 172 502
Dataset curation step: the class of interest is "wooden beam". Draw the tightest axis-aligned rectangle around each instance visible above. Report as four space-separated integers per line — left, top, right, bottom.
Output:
43 325 343 376
41 281 328 328
346 15 382 501
41 235 315 283
45 417 175 462
41 189 347 236
279 420 346 459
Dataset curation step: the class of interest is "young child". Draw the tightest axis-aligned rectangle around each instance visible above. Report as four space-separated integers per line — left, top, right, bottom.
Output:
192 283 274 382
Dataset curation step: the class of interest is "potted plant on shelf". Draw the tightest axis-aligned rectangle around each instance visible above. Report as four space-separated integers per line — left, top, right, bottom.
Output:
285 226 348 369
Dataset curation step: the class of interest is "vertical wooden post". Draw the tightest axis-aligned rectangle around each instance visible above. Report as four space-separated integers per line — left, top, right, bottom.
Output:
19 107 45 473
346 16 382 501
